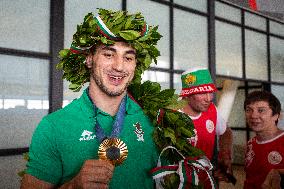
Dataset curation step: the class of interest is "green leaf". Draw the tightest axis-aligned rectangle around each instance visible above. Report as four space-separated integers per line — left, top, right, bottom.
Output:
79 36 87 44
23 152 29 161
143 54 152 68
59 49 70 58
69 83 81 91
18 170 26 177
56 61 64 69
112 14 126 26
89 19 96 27
165 112 179 123
166 98 187 110
125 15 135 29
100 36 108 44
138 34 150 42
179 126 193 137
112 11 124 22
160 89 175 99
164 127 176 144
118 30 141 40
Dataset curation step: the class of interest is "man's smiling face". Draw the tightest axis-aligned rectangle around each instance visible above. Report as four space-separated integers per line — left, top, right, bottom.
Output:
87 41 137 97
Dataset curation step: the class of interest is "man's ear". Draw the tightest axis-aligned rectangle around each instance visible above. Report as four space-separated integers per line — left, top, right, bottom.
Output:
86 54 93 68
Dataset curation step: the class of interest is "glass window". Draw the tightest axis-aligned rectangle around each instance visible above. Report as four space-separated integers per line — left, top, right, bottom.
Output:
63 80 88 107
216 21 242 77
274 85 284 130
64 0 122 48
127 0 170 69
245 30 267 81
272 85 284 110
232 131 247 164
227 89 246 128
247 84 263 94
0 0 50 52
174 10 208 70
174 0 207 13
249 131 256 139
270 21 284 37
245 12 266 31
270 37 284 82
142 71 170 90
0 55 49 148
215 1 241 23
0 155 26 189
173 73 182 95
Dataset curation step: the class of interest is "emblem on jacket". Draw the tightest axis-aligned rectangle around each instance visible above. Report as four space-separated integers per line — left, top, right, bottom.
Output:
206 120 215 133
268 151 282 165
133 122 144 142
79 130 96 141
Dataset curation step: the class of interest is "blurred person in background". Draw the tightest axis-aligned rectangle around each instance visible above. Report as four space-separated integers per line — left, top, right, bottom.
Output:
179 67 234 187
244 90 284 189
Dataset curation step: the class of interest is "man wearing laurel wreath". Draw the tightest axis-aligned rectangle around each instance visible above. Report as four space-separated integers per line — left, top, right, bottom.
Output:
21 9 162 189
179 68 234 187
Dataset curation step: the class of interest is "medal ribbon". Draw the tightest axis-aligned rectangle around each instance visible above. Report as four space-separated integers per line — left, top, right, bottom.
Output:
88 90 127 143
151 146 217 189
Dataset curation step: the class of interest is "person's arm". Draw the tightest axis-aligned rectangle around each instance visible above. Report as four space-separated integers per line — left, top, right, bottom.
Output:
219 127 233 162
21 159 114 189
214 127 234 183
20 174 55 189
215 108 233 161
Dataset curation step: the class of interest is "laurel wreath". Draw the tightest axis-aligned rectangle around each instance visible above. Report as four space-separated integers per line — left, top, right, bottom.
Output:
57 9 162 92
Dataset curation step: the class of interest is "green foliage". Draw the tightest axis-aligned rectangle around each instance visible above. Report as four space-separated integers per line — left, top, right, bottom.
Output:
128 81 204 188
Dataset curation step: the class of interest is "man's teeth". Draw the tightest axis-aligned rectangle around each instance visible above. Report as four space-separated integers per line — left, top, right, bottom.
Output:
110 76 123 79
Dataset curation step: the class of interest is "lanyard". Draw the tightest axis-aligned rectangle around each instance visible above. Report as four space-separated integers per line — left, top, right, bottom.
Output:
88 90 127 143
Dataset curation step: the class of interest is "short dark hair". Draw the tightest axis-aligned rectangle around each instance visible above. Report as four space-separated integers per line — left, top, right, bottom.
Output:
244 90 281 116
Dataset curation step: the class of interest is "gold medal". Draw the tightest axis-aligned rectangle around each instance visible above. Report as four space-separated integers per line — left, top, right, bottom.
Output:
98 138 128 166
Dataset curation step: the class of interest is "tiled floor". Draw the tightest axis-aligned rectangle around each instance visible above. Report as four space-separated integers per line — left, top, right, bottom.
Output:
219 165 245 189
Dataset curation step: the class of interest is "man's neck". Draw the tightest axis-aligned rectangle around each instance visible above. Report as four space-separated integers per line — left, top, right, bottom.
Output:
256 127 283 142
88 83 126 116
182 105 201 117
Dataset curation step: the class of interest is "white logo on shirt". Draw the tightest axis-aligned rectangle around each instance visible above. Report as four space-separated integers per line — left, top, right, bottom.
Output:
268 151 282 165
79 130 96 141
206 120 215 133
133 122 144 142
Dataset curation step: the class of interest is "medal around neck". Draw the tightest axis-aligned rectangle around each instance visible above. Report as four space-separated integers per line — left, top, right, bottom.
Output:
98 138 128 166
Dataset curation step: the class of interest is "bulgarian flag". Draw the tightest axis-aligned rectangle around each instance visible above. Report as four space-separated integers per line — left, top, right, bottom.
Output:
248 0 258 11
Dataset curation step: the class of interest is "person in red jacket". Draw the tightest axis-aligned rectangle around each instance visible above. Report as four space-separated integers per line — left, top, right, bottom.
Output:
244 90 284 189
179 67 233 186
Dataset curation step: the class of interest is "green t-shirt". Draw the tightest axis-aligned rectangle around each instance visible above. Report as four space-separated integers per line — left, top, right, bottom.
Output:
26 89 158 188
